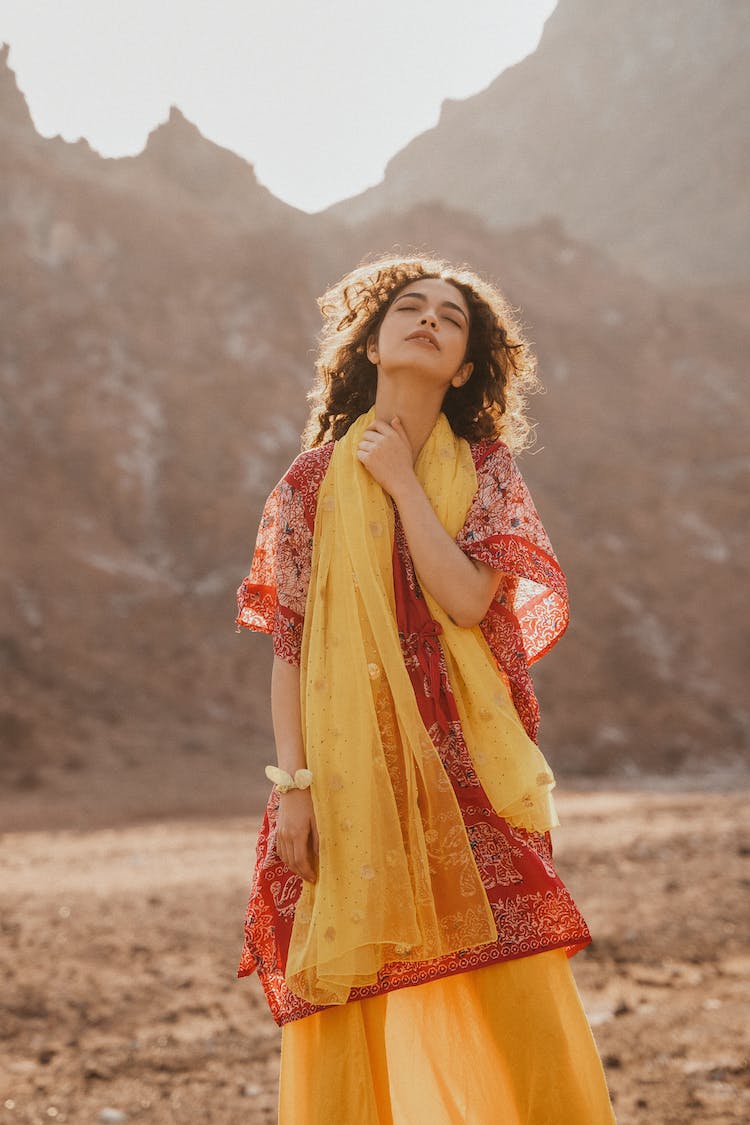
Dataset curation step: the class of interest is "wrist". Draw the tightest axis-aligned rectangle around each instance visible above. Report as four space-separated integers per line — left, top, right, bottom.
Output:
390 468 421 509
266 764 313 794
277 761 307 776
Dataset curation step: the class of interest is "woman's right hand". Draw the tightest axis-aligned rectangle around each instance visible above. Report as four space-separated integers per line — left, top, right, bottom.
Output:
275 788 319 883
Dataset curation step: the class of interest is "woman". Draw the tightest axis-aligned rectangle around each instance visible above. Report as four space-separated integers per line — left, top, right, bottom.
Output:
235 252 617 1123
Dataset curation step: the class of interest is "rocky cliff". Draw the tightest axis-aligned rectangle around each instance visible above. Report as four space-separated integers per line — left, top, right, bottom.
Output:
323 0 750 288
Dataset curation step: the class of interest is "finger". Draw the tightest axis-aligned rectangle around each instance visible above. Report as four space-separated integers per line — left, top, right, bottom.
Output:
293 838 316 883
367 419 393 436
277 830 295 871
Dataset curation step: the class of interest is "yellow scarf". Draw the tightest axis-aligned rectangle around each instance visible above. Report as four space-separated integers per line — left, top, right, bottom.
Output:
285 406 558 1006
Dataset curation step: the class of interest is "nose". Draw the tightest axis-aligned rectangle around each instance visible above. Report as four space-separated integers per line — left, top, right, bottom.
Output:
420 309 438 328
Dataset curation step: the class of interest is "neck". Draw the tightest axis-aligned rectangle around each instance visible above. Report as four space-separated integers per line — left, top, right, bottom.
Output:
373 373 446 463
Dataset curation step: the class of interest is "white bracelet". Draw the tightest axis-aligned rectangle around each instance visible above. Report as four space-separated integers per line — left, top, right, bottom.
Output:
265 764 314 794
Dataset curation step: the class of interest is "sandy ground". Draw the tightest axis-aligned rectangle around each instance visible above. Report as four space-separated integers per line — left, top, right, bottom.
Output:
1 788 748 1125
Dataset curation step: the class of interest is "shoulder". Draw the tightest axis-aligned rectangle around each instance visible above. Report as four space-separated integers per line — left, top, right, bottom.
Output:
279 443 334 530
283 442 334 491
468 437 512 477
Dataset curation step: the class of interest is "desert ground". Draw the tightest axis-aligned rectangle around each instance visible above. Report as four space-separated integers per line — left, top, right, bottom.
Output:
1 786 748 1125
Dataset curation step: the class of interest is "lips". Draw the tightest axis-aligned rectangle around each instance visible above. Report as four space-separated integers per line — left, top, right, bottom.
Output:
406 330 439 350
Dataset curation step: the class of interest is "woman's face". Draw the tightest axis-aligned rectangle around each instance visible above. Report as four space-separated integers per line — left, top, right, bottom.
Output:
367 277 473 389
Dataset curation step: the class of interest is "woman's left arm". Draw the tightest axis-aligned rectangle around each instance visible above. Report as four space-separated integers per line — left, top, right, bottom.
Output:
357 417 502 627
391 472 502 627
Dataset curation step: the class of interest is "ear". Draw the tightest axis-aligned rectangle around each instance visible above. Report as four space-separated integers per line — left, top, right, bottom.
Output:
366 332 379 364
451 361 473 388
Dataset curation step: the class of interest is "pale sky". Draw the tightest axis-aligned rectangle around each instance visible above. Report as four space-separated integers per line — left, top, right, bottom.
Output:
0 1 557 213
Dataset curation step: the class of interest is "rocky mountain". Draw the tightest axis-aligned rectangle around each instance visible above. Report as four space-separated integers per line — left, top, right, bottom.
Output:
108 105 310 236
0 42 326 824
322 0 750 289
0 30 747 832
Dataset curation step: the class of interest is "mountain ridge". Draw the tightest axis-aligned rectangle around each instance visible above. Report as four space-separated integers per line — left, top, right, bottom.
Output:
321 0 750 287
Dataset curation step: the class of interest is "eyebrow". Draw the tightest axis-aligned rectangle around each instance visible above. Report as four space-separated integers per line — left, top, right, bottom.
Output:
393 290 469 325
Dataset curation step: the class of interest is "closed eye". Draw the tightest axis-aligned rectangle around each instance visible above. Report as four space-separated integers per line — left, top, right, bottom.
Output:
397 304 462 328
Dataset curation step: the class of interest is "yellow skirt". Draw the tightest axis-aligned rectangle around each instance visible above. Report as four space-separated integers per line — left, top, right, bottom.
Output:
278 947 617 1124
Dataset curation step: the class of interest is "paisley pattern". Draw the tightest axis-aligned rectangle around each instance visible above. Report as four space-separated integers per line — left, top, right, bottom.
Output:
235 436 589 1028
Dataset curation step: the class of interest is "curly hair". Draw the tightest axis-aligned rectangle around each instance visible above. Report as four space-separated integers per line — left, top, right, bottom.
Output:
300 250 543 455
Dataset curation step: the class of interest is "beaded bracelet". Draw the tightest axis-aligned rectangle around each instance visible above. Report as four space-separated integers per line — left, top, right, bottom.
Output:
265 765 314 794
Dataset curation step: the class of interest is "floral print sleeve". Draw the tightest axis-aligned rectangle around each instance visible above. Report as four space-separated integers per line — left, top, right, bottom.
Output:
234 445 333 666
456 440 571 741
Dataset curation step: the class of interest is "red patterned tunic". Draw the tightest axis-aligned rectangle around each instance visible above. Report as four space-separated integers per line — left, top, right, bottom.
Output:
235 438 591 1027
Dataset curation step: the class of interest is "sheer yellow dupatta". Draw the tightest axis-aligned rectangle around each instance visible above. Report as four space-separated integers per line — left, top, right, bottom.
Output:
285 407 558 1006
